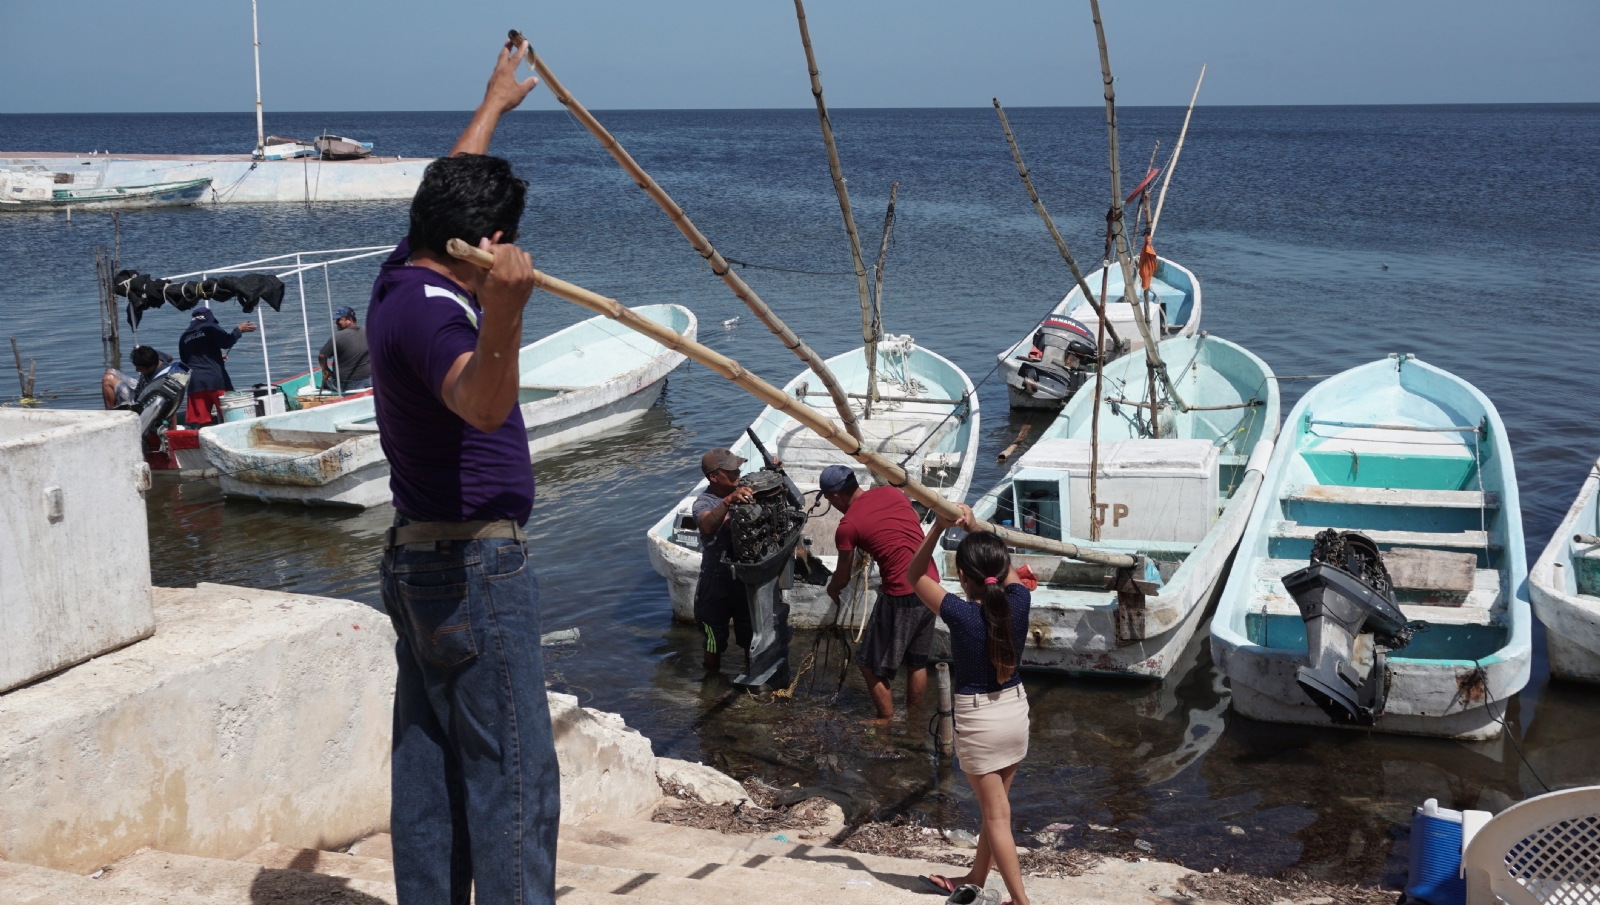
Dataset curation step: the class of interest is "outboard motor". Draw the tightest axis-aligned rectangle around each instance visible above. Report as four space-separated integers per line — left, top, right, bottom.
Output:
1008 316 1099 406
129 368 192 453
1283 529 1413 726
724 468 807 688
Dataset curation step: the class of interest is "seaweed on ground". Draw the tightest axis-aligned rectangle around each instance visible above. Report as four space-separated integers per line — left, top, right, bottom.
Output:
652 777 829 836
1179 869 1397 905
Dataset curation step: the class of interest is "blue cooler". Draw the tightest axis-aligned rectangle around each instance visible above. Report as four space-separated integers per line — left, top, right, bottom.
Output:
1406 799 1467 905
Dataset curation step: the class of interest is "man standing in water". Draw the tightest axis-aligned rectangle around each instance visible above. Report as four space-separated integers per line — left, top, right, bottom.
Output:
366 36 558 904
820 464 940 721
694 447 755 672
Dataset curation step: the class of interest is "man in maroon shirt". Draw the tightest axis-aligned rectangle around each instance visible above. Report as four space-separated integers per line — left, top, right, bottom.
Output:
820 464 940 721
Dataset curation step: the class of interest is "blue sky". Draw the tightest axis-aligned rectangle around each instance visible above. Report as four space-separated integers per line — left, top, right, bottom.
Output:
2 0 1595 113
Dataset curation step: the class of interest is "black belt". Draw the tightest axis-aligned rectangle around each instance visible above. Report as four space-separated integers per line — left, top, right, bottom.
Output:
384 519 526 550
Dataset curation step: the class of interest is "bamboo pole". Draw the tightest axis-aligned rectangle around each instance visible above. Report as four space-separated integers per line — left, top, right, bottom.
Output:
523 43 864 443
934 662 954 757
1089 264 1110 541
866 182 898 415
1150 64 1205 239
792 0 879 409
992 99 1122 351
446 240 1136 569
1088 0 1188 413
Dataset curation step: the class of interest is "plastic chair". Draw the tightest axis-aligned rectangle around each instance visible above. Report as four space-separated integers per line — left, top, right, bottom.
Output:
1464 786 1600 905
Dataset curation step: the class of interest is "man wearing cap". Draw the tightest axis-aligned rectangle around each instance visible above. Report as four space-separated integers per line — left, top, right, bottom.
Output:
819 464 940 722
318 305 372 392
692 447 757 672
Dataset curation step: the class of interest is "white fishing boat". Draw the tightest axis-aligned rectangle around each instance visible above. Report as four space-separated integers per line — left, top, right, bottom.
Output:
646 339 979 629
998 256 1202 410
1210 354 1531 740
1530 457 1600 683
0 168 210 211
201 304 696 507
950 333 1276 678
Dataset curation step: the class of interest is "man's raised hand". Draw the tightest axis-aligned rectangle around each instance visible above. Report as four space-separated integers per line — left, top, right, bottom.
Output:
484 37 539 115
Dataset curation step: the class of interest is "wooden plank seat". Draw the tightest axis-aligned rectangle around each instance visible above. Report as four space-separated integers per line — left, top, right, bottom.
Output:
247 425 350 452
1282 483 1499 509
773 403 960 483
1253 557 1503 626
1270 519 1499 552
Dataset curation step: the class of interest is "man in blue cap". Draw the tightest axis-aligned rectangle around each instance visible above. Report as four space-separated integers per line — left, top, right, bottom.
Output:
819 463 941 722
319 305 371 392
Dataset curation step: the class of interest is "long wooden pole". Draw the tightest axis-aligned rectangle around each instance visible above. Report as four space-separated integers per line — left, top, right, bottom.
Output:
792 0 877 404
992 99 1121 351
867 182 899 415
1150 64 1205 240
1089 0 1188 413
524 45 864 443
446 240 1136 569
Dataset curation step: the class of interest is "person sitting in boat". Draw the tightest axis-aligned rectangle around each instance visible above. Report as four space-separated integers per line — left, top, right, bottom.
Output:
178 307 255 426
694 447 757 672
318 305 371 392
818 464 941 722
101 345 176 410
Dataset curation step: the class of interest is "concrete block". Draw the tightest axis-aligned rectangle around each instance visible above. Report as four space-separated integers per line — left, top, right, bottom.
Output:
0 409 154 692
550 693 662 825
0 584 395 873
656 757 749 805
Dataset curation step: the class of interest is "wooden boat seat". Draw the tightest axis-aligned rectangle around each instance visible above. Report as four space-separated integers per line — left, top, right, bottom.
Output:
772 404 960 482
1270 519 1500 552
247 426 349 452
1282 483 1499 509
1253 557 1503 626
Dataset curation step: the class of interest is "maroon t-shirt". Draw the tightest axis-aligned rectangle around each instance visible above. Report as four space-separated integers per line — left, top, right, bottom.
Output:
366 240 535 523
834 485 938 597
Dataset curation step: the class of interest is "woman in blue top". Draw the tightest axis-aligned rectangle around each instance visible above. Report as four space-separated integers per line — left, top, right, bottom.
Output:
907 503 1031 905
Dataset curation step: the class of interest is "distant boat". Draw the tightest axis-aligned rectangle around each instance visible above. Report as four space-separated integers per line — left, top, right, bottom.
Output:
1211 354 1531 740
199 304 696 507
998 256 1202 410
1530 457 1600 683
315 134 374 160
0 170 210 211
646 341 980 629
956 333 1277 678
258 136 317 161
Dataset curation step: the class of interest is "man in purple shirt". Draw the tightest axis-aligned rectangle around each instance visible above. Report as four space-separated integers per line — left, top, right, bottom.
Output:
367 36 557 905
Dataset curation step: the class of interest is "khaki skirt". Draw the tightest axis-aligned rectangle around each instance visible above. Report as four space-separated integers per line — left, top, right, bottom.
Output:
953 684 1029 775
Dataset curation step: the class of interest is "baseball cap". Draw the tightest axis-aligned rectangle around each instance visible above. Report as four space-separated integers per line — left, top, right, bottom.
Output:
819 464 856 494
333 305 357 320
700 448 746 476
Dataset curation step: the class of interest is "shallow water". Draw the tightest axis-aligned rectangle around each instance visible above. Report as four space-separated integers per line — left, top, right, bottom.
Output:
3 104 1599 886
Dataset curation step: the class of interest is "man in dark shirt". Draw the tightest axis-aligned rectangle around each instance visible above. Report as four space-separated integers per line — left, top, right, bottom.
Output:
820 464 941 722
178 307 256 425
318 305 371 392
101 345 175 409
693 447 756 672
366 35 556 905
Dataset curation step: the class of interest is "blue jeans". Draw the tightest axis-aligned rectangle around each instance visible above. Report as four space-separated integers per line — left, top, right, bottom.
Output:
380 531 560 905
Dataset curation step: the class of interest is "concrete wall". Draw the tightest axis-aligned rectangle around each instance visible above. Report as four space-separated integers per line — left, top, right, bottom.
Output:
0 409 154 693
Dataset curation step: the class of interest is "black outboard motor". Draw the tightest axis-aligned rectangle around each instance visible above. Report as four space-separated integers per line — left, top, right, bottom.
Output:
1283 529 1413 726
132 369 191 443
724 467 807 688
1008 316 1099 406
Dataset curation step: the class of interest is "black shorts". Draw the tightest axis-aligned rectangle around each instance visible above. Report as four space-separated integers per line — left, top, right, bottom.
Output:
694 576 751 655
855 591 937 679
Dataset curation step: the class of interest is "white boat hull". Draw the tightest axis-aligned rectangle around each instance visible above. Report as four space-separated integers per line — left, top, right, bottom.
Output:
1529 458 1600 683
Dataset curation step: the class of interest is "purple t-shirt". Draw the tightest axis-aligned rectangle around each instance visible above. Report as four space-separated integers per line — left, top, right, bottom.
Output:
366 240 535 523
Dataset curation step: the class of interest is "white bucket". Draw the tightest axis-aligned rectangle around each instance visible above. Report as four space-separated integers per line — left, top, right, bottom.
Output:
219 391 258 423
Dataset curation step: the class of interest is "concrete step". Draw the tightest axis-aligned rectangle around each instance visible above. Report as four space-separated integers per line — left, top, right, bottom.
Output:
237 840 397 883
347 832 394 861
109 849 399 904
2 856 218 905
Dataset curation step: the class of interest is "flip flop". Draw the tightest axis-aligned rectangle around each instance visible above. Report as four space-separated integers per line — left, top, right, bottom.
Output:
920 875 958 895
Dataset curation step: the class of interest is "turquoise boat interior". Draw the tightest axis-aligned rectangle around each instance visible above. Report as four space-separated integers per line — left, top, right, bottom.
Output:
1065 257 1200 333
1220 354 1529 670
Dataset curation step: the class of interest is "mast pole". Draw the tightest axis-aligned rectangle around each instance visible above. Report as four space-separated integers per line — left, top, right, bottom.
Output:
1151 64 1205 239
251 0 264 155
792 0 877 404
1089 0 1187 412
866 182 898 416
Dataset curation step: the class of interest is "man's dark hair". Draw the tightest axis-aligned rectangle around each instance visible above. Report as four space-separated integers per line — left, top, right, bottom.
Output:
130 346 159 369
407 154 527 256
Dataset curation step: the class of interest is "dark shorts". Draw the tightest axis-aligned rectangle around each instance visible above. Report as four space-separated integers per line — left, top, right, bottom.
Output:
694 574 751 655
856 591 937 679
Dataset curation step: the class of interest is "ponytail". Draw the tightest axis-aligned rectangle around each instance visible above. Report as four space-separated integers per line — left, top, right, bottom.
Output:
955 531 1016 685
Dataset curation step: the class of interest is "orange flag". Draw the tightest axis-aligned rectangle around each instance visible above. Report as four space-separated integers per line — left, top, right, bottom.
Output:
1138 234 1158 292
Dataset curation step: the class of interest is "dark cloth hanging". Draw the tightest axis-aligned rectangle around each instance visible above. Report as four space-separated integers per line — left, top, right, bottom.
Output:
115 269 286 329
178 308 244 393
